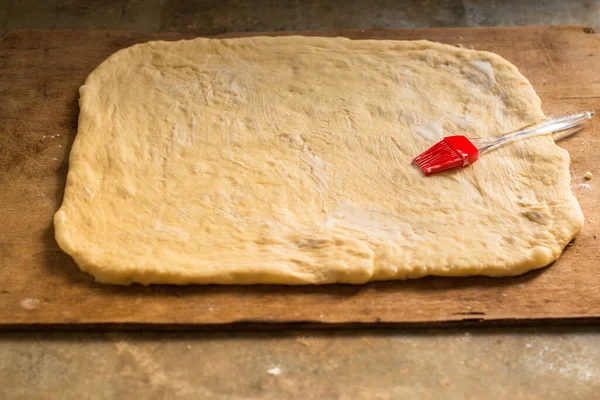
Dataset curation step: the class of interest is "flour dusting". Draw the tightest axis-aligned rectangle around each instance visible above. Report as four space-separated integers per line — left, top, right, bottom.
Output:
300 145 330 198
524 343 595 382
327 201 416 242
149 221 191 242
410 120 444 142
470 60 497 86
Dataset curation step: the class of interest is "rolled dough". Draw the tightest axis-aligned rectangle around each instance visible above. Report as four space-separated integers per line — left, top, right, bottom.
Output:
54 36 584 285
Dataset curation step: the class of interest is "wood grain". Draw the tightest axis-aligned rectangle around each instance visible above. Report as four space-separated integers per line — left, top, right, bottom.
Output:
1 26 599 328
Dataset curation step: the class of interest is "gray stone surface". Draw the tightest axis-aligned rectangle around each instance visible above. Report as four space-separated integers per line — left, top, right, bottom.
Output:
1 0 599 34
1 328 600 399
464 0 600 28
1 0 599 398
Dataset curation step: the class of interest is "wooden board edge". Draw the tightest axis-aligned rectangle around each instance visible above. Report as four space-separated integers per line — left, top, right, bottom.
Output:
1 24 597 41
210 24 599 38
1 317 599 332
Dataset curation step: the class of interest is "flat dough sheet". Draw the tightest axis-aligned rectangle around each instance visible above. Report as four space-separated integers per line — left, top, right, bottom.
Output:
54 36 584 285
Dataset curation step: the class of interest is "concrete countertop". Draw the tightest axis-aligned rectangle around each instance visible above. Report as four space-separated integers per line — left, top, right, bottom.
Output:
1 1 599 398
2 328 599 399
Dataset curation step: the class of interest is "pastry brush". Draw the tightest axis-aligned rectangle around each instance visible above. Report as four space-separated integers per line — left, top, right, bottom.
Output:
412 111 594 176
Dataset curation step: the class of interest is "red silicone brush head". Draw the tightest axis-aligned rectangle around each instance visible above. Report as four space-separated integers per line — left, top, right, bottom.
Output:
412 135 479 176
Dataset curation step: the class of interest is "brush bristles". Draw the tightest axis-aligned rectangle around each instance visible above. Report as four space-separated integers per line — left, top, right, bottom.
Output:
413 141 464 176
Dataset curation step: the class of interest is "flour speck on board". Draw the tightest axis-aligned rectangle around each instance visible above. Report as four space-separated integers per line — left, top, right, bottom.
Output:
20 298 40 310
573 183 591 190
267 366 282 376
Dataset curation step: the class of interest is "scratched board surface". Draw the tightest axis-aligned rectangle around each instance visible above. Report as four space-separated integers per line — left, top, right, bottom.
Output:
0 26 599 328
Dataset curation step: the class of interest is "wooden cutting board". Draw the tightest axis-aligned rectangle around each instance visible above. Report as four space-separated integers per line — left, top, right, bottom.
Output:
1 26 599 328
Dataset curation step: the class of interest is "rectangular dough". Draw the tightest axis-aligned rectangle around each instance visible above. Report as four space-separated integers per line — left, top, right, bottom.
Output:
54 36 583 285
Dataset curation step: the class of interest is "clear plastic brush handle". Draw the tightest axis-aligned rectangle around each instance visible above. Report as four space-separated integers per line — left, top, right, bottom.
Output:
473 111 594 155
